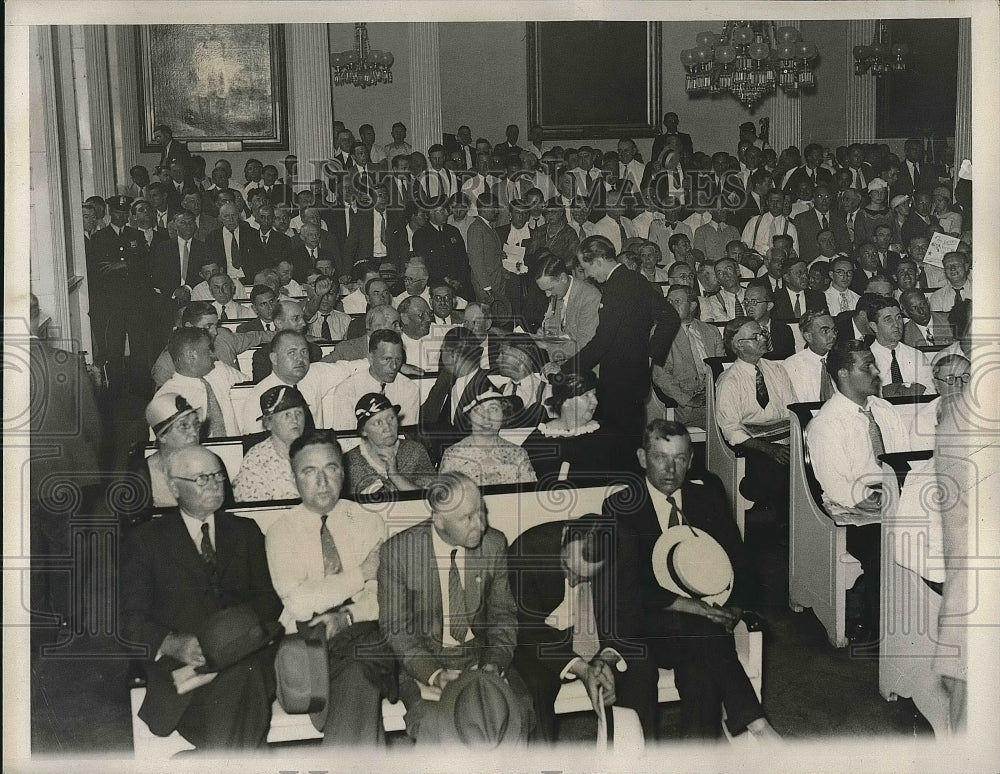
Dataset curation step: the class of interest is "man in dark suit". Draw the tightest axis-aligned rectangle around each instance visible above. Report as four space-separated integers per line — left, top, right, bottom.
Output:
121 446 282 749
897 139 940 196
602 420 778 741
743 282 795 359
343 188 391 275
782 143 833 195
834 293 878 346
147 182 179 234
792 185 851 263
563 235 680 445
149 211 209 339
466 194 512 322
254 202 295 272
509 515 657 741
258 164 294 207
412 200 473 300
236 284 278 334
651 112 694 165
153 124 190 170
204 203 264 280
771 256 828 324
900 193 939 247
378 472 535 741
900 289 954 347
290 222 342 284
734 170 770 232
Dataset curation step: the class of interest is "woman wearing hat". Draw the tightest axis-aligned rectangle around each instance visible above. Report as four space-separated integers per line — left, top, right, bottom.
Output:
130 393 203 509
525 197 580 266
344 393 436 497
522 370 640 485
931 185 963 236
233 385 311 502
439 385 538 487
852 178 894 248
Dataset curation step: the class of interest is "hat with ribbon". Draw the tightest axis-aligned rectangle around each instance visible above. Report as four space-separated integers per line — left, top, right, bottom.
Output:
145 393 198 437
354 392 401 431
416 669 528 747
651 526 734 606
258 384 309 421
275 624 330 731
194 604 283 675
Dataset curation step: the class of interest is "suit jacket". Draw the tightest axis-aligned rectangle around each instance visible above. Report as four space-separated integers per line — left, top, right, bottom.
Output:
782 165 834 195
900 212 938 248
378 520 518 686
386 226 414 270
835 310 875 346
902 314 954 347
90 224 152 298
285 241 333 283
602 476 752 615
770 287 828 324
149 237 209 296
205 222 266 280
734 190 766 232
508 521 646 681
896 161 940 196
792 208 851 263
465 217 507 303
651 319 724 406
849 267 883 296
256 230 295 270
323 334 369 363
158 139 191 170
120 509 281 736
343 208 388 276
195 213 221 243
536 277 602 361
763 318 795 360
651 131 693 163
258 183 294 207
419 366 492 437
412 223 473 299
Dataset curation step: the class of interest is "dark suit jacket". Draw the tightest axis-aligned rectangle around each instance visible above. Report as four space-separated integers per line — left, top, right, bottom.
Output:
900 212 938 249
120 509 281 736
770 287 828 324
896 161 940 196
378 520 518 686
158 139 191 170
256 230 295 271
849 267 883 296
762 318 795 360
90 225 152 298
466 217 507 302
412 223 473 299
386 225 414 270
343 208 392 277
205 222 265 279
508 520 647 681
149 237 209 295
734 190 766 232
259 183 294 207
792 208 851 263
651 131 694 164
602 476 753 616
835 310 875 346
783 164 834 194
419 366 492 438
284 241 332 284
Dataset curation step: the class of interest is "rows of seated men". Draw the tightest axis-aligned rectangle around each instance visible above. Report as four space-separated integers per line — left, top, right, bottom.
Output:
55 112 974 749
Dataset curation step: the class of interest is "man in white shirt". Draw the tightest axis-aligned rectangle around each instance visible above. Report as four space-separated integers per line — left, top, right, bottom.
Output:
617 137 645 192
781 310 837 402
329 330 421 430
700 257 746 323
490 334 551 428
525 124 546 160
265 430 392 744
929 252 973 313
383 121 413 165
341 268 383 315
208 274 254 321
569 146 601 197
155 327 245 437
805 338 911 642
569 197 597 240
398 295 440 372
359 123 386 166
592 194 636 254
241 330 361 434
741 190 798 257
189 260 224 302
422 144 459 201
715 317 797 518
824 257 860 316
393 260 432 307
307 287 351 341
863 295 935 397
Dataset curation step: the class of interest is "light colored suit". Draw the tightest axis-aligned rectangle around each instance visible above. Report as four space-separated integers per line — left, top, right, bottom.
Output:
465 216 510 315
902 314 954 347
652 319 725 427
539 276 601 362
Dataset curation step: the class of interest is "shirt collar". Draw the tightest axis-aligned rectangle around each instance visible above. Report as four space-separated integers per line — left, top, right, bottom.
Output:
430 523 464 562
180 510 215 546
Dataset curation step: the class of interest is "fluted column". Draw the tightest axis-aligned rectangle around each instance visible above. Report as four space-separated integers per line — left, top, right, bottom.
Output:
846 19 877 141
768 20 802 150
408 23 442 154
954 17 972 173
81 26 117 197
108 26 140 190
287 24 335 181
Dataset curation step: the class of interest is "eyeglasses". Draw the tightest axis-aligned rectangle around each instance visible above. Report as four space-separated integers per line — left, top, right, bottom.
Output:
431 294 453 302
832 269 854 276
737 332 768 342
171 471 226 487
743 299 768 307
933 373 971 386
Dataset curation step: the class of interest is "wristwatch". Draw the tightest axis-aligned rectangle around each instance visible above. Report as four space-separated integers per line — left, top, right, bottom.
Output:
343 609 354 628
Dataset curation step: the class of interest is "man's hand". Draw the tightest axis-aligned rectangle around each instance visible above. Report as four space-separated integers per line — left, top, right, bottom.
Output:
314 276 335 299
172 286 191 304
400 363 425 377
98 261 127 275
570 658 616 713
360 543 380 582
761 440 789 465
161 632 205 667
434 668 463 691
856 488 883 512
670 597 742 631
307 610 350 640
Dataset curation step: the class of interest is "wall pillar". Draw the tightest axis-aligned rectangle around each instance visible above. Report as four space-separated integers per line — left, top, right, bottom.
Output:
107 26 139 190
80 26 117 197
768 20 803 151
845 19 877 141
287 24 335 181
408 23 442 154
954 17 972 172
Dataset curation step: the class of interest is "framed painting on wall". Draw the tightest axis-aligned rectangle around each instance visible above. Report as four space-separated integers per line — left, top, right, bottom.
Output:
136 24 288 150
527 21 662 139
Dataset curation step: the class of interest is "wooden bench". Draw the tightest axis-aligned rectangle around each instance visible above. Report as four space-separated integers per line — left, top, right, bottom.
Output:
786 396 936 647
129 482 763 756
878 449 950 735
703 357 751 537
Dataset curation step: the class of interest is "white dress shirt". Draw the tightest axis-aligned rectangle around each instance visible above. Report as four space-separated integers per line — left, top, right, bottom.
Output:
806 390 910 507
740 212 798 256
291 214 328 232
309 309 351 340
241 361 362 434
213 299 254 321
928 278 973 313
505 223 532 247
714 358 796 446
781 347 829 403
401 332 442 372
156 362 246 436
329 368 421 430
190 281 213 301
869 339 936 394
619 159 645 192
824 286 860 315
341 288 368 314
265 501 384 633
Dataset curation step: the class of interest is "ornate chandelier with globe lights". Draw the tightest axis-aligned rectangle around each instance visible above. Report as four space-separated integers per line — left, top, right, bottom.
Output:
853 20 909 77
680 22 818 109
330 23 394 89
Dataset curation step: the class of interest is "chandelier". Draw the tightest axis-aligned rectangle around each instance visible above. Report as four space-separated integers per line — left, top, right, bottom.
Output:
680 22 818 109
853 20 908 77
330 23 394 89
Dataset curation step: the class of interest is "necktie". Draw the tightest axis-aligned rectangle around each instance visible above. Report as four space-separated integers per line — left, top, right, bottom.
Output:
379 382 387 395
761 326 773 353
666 495 681 529
925 327 935 345
618 221 628 248
449 548 469 643
379 212 386 246
571 580 600 661
200 522 216 566
264 322 273 332
840 292 849 313
953 288 963 310
180 240 189 282
819 356 835 401
310 247 317 263
230 231 241 269
321 314 332 341
733 293 745 318
792 293 802 317
199 377 226 437
261 232 268 247
889 348 904 384
159 212 166 229
820 213 828 231
320 515 343 576
755 364 770 409
860 406 886 460
220 305 230 322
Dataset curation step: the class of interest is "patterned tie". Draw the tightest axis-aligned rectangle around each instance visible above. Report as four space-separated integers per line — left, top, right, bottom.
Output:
819 356 835 401
925 327 935 345
792 293 802 317
200 522 216 567
449 548 469 643
199 377 226 437
571 580 600 661
755 364 770 409
320 515 343 576
860 406 886 460
761 326 773 353
889 348 904 384
840 292 850 313
733 293 745 318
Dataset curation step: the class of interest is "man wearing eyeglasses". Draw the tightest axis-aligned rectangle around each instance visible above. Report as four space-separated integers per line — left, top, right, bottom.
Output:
121 446 282 749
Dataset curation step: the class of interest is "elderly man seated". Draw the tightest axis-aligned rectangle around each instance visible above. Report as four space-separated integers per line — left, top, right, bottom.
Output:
121 446 282 750
398 295 439 372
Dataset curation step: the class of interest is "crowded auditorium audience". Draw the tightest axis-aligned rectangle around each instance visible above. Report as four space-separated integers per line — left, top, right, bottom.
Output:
32 97 979 754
